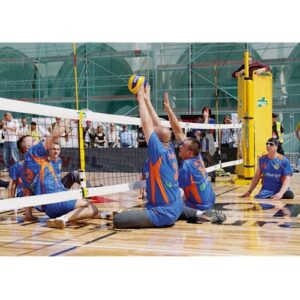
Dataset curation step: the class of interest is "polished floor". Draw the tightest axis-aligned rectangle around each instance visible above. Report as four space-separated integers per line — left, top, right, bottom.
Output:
0 173 299 256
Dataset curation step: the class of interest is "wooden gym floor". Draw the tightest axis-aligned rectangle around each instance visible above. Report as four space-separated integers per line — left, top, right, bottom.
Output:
0 173 299 256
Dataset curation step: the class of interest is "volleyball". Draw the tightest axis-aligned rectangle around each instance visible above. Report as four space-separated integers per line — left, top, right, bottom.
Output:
128 75 148 94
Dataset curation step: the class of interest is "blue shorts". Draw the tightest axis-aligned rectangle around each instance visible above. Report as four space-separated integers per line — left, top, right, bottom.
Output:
42 199 77 218
254 189 276 199
146 200 183 227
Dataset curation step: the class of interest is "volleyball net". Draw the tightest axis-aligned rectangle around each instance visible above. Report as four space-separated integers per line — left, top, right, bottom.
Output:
0 97 243 213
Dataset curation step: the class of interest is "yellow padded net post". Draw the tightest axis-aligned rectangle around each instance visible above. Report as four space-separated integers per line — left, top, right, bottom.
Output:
236 51 272 180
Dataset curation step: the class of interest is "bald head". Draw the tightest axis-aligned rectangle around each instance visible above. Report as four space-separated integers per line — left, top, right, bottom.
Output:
4 112 12 121
155 126 171 143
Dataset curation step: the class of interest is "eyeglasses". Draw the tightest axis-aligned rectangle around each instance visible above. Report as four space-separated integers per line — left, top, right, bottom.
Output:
266 142 275 146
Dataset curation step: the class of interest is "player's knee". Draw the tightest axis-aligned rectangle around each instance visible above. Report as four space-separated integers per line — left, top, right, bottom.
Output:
283 190 294 199
76 199 89 208
90 204 99 217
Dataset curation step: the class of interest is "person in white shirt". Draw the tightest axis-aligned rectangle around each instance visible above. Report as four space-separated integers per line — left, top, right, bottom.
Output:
18 117 29 138
107 123 119 148
2 112 19 171
220 115 235 147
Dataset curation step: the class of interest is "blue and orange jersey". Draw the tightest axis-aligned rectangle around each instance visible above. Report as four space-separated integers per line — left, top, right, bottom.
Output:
9 161 23 197
144 132 183 226
22 141 66 195
51 158 62 182
145 132 181 206
255 154 293 198
178 155 215 210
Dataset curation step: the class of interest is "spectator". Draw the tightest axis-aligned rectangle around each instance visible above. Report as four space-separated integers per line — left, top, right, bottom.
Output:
220 115 236 173
83 120 95 148
107 123 119 148
119 124 134 148
198 107 217 182
18 117 29 138
232 54 270 78
0 121 4 149
28 121 49 142
2 112 19 172
272 113 284 155
48 117 72 144
137 127 147 148
220 115 235 148
94 125 106 148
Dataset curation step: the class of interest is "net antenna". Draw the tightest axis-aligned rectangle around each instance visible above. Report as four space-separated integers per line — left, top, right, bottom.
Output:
73 43 87 198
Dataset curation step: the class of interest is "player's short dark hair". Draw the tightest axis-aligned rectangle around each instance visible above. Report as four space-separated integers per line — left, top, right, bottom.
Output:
17 135 30 153
267 137 279 146
186 138 200 156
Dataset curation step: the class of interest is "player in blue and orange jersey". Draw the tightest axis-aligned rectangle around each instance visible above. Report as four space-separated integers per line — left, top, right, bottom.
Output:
17 118 98 229
241 137 294 200
113 84 184 229
163 92 225 224
48 141 81 189
8 161 23 198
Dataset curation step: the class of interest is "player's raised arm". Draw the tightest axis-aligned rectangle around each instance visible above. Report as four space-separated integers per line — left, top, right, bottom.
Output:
136 85 154 144
144 85 161 128
163 92 186 143
43 118 71 150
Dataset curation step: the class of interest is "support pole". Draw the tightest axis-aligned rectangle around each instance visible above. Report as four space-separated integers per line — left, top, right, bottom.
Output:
73 43 88 198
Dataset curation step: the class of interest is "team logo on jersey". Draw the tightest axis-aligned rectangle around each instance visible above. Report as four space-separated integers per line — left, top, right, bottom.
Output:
274 163 279 170
165 182 173 188
261 163 267 169
200 182 206 191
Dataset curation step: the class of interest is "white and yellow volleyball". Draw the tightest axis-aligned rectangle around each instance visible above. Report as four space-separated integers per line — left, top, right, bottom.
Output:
128 75 148 94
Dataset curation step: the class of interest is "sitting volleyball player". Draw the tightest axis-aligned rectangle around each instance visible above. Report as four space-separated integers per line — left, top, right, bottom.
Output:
17 118 98 229
163 92 225 223
113 84 184 229
241 138 294 200
48 142 82 189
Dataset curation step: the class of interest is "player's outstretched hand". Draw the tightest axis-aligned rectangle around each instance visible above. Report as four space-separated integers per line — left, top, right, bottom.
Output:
271 192 283 201
240 191 251 198
136 84 145 103
163 92 171 112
